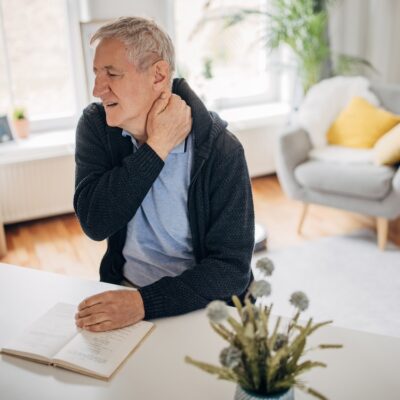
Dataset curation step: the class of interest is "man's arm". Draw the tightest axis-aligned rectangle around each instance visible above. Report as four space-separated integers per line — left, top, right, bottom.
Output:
139 144 255 319
74 110 164 241
75 141 254 331
74 94 191 241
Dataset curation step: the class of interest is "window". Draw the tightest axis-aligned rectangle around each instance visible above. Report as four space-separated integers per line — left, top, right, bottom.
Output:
0 0 80 131
174 0 280 110
0 22 10 114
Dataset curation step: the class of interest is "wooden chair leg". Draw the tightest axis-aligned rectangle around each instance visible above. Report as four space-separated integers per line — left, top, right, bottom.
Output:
377 217 389 251
0 223 7 258
297 203 309 235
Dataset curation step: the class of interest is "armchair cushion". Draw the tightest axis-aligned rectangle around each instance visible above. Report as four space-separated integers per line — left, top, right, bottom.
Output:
309 145 373 164
294 160 395 200
373 123 400 165
297 76 379 148
327 97 400 148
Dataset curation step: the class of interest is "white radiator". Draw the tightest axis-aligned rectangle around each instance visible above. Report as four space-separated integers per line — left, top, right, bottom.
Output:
0 155 75 224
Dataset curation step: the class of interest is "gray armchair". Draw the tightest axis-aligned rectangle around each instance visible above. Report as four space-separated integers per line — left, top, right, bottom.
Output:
276 84 400 250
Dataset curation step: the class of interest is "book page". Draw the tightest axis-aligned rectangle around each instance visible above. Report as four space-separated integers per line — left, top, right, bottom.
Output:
53 320 154 379
1 303 77 362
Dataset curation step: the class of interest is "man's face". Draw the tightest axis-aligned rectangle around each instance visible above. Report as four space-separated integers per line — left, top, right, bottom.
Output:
92 37 155 129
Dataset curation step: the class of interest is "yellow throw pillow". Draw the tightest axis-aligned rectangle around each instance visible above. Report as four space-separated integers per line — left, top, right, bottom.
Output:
373 123 400 165
327 96 400 148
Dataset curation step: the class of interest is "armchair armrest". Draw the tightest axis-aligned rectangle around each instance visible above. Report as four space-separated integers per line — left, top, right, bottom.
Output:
393 166 400 193
275 125 313 200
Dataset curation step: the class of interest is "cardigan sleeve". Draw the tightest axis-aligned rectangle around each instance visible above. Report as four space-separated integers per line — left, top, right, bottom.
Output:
74 107 164 241
139 145 255 319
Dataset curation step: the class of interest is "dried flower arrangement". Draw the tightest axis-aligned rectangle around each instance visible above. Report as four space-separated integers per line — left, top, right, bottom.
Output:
186 257 342 399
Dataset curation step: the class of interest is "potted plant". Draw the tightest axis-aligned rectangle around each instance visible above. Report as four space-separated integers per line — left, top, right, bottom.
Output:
12 107 29 139
185 257 342 400
194 0 374 94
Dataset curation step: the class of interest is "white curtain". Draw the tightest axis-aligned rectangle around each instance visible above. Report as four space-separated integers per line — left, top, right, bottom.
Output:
329 0 400 84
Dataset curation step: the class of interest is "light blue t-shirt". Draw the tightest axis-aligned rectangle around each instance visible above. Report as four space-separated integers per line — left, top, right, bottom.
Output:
122 130 195 287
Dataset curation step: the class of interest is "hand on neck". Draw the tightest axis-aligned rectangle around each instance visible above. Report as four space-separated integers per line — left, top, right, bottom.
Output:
121 88 171 145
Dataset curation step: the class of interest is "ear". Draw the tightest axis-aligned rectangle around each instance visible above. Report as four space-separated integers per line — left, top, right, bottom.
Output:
152 60 170 90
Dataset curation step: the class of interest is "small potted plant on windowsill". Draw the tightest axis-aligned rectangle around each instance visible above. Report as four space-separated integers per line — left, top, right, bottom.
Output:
12 107 29 139
185 257 342 400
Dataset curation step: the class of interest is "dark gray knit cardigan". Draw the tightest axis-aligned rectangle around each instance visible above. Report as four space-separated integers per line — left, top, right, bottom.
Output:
74 78 255 319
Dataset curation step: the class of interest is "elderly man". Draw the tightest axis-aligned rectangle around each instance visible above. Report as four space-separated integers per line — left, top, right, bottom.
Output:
74 17 254 332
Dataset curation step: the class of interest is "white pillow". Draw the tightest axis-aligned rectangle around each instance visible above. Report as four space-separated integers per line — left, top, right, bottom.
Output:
297 76 380 148
309 146 374 164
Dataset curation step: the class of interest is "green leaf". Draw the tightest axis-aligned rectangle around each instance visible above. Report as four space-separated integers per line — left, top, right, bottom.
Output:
210 322 234 343
257 309 268 339
334 53 378 75
295 382 328 400
227 315 243 331
308 320 332 335
287 337 306 372
274 377 296 391
268 316 281 350
294 360 327 376
231 295 244 319
244 321 255 340
288 310 301 334
266 345 290 389
185 356 238 383
244 298 256 328
319 344 343 349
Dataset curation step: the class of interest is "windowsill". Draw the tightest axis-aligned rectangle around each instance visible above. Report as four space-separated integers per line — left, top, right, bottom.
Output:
0 129 75 164
0 101 291 165
218 101 291 131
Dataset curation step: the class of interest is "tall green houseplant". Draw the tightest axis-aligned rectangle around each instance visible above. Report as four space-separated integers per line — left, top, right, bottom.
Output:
199 0 373 93
266 0 331 92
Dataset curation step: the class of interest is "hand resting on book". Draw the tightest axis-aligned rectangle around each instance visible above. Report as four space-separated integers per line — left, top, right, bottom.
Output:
75 290 145 332
2 303 154 379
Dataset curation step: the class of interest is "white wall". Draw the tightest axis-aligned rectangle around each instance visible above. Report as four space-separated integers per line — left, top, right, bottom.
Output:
234 124 282 177
78 0 174 34
329 0 400 85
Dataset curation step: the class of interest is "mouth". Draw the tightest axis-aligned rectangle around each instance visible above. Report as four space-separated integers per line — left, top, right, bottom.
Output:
104 102 119 109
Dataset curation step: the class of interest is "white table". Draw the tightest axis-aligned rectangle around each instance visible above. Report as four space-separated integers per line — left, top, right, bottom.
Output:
1 262 399 400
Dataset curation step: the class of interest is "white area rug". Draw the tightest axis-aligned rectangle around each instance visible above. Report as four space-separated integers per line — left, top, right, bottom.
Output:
253 229 400 338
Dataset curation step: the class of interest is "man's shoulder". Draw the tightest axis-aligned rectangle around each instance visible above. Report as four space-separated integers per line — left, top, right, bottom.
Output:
82 102 106 123
201 111 242 157
212 125 244 158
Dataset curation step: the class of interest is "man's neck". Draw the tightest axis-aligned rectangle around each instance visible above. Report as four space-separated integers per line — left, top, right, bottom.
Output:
130 131 148 145
121 121 147 144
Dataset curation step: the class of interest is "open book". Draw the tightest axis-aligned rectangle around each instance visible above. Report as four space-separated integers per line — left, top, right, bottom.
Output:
1 302 154 380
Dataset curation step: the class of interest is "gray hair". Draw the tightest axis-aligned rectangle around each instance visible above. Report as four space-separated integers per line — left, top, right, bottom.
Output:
91 17 175 81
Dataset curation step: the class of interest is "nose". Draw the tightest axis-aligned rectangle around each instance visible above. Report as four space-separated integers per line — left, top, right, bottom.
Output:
92 75 110 98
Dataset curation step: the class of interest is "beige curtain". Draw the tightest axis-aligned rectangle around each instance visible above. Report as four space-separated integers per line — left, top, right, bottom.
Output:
329 0 400 84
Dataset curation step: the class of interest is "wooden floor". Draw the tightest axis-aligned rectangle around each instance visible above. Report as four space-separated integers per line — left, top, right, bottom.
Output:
1 175 399 280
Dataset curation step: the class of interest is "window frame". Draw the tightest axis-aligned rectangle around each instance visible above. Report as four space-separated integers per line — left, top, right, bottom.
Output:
0 0 88 133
